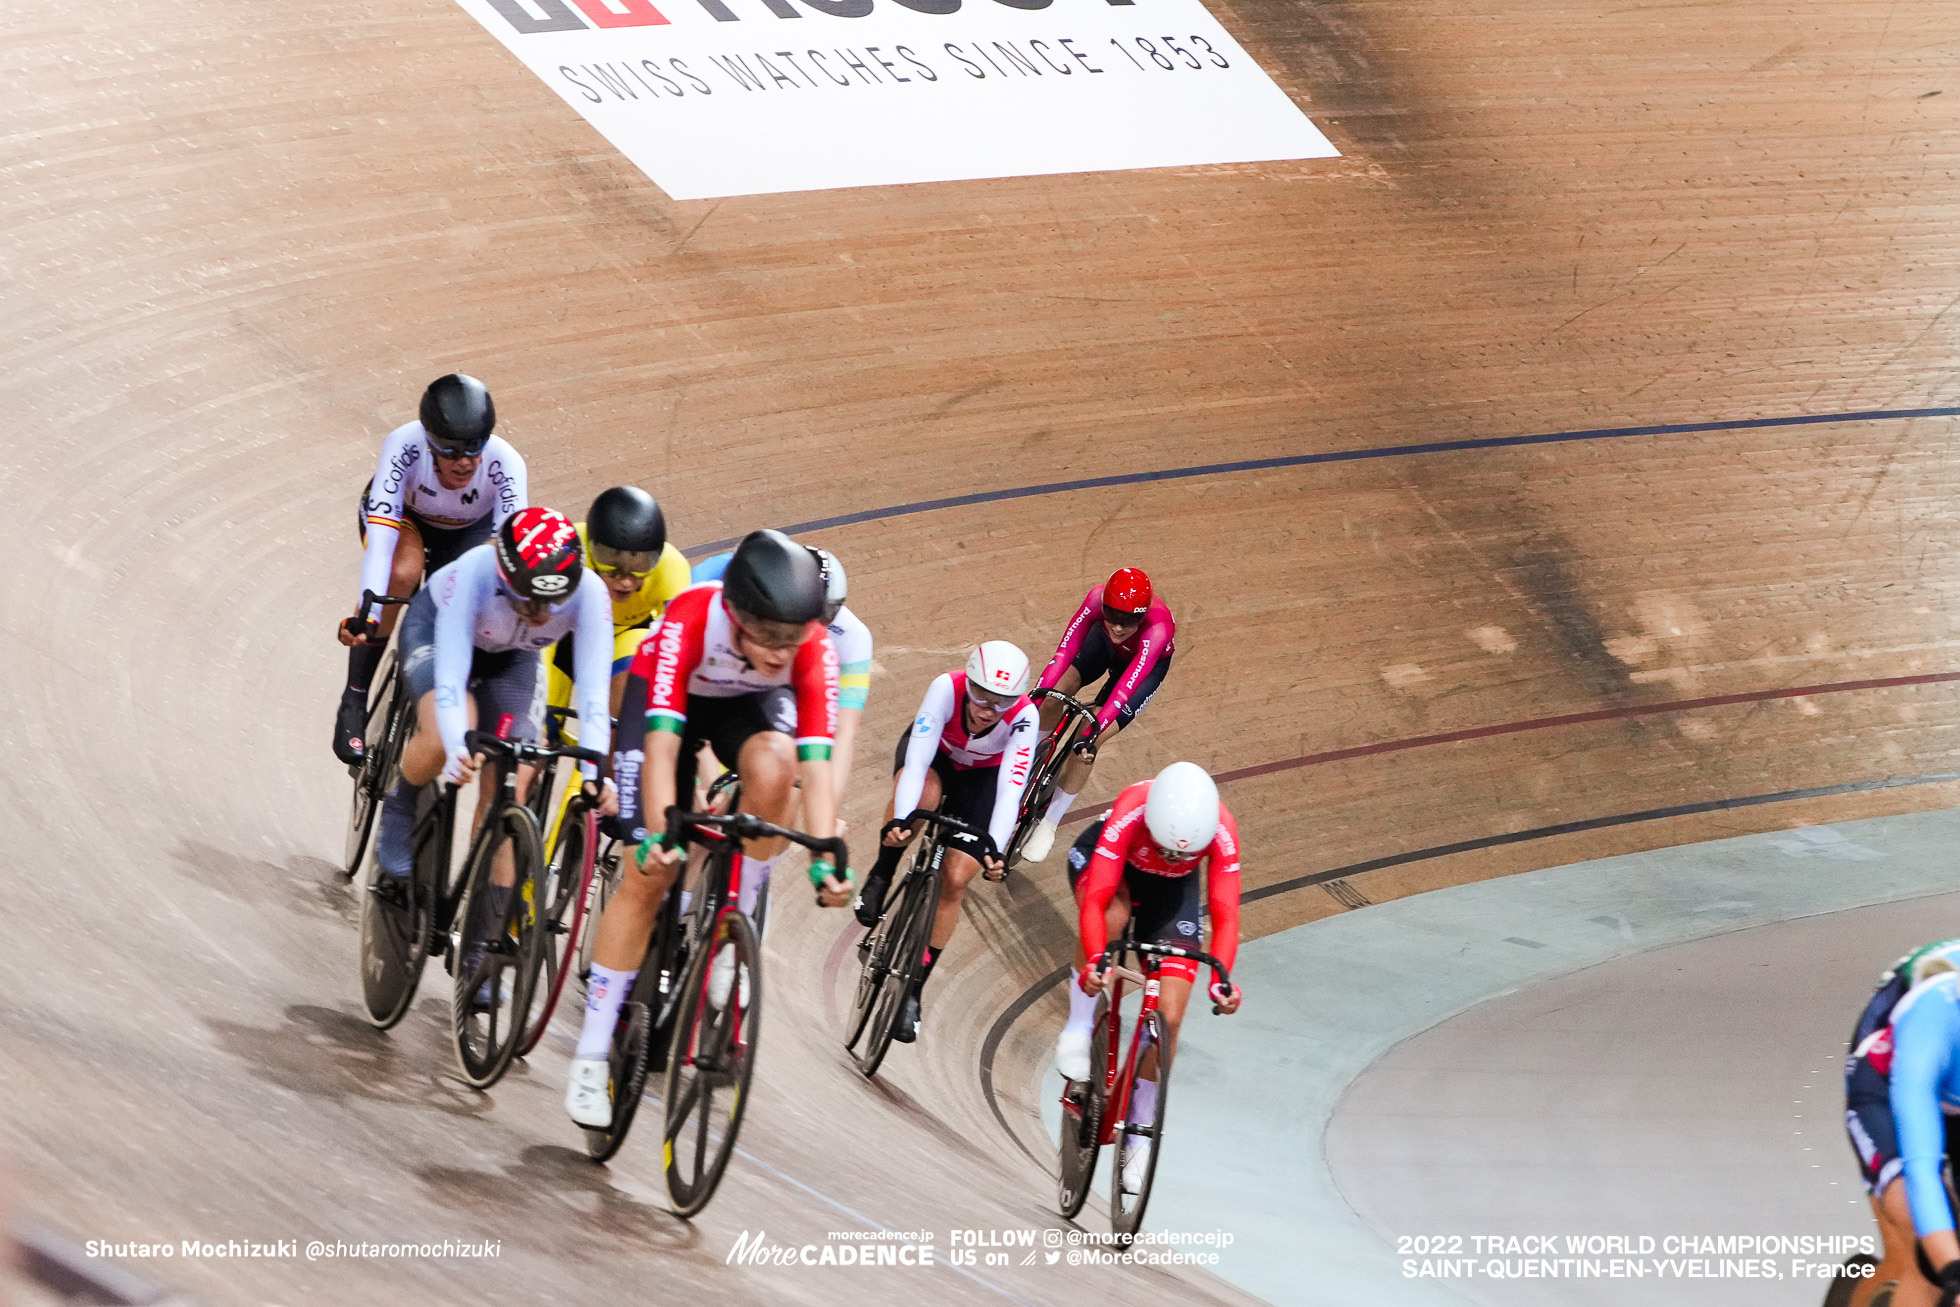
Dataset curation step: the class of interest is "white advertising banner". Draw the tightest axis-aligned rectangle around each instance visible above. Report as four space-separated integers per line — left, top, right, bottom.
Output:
452 0 1338 199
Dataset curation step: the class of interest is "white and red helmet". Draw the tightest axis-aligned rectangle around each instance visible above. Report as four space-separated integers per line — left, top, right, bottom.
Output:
966 641 1030 700
495 507 583 602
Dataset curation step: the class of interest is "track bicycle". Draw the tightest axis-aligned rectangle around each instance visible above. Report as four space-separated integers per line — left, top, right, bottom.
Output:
1005 688 1100 867
845 808 984 1077
357 724 603 1076
341 591 413 877
513 708 608 1059
1056 931 1234 1243
583 791 845 1219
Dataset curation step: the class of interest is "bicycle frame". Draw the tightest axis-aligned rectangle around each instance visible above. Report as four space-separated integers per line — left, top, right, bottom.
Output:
1090 938 1234 1148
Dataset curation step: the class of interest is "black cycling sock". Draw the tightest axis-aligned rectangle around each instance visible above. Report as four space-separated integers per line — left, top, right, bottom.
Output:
345 639 386 696
869 841 904 882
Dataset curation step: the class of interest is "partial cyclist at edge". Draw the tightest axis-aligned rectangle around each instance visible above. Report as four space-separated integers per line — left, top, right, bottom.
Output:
333 374 527 765
543 485 690 729
1054 762 1243 1194
851 641 1038 1044
1019 566 1175 863
693 545 870 803
564 530 851 1129
1842 939 1960 1307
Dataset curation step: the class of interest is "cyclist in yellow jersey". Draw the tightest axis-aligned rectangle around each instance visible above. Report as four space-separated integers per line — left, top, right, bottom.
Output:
543 487 691 725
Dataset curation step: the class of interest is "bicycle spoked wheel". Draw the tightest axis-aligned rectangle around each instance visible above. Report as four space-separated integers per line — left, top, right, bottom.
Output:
1007 732 1069 866
853 857 933 1078
1109 1009 1169 1243
663 910 762 1218
343 650 400 876
451 807 546 1089
585 997 652 1163
517 808 595 1058
1056 1002 1109 1218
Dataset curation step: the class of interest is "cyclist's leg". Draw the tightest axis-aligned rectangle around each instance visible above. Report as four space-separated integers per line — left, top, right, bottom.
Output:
337 508 425 757
1054 823 1129 1077
927 762 1003 950
1845 1048 1930 1305
470 650 542 899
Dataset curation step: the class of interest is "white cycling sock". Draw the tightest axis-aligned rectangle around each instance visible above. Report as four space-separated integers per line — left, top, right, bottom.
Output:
1128 1077 1158 1126
1064 974 1098 1035
737 852 778 919
678 890 693 919
1045 790 1078 824
574 963 638 1060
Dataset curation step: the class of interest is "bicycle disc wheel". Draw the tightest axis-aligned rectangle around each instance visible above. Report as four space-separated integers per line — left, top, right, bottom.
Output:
584 995 653 1163
342 649 400 875
1056 999 1109 1219
1110 1009 1169 1242
663 909 762 1218
451 806 546 1088
358 787 435 1030
854 856 934 1078
517 808 594 1057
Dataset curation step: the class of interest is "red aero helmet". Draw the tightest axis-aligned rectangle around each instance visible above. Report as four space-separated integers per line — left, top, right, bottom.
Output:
495 507 583 602
1103 567 1153 615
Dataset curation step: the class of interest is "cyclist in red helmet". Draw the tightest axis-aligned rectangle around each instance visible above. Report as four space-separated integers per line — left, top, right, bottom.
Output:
1019 566 1176 862
369 507 618 893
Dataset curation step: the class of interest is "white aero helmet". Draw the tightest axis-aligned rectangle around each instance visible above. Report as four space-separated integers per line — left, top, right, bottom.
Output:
966 641 1030 699
1144 762 1220 855
809 547 848 624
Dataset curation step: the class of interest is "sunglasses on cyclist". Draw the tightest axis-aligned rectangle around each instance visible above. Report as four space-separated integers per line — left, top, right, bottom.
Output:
429 440 487 461
966 683 1016 712
729 609 808 652
1155 845 1201 863
589 543 653 580
1102 604 1145 627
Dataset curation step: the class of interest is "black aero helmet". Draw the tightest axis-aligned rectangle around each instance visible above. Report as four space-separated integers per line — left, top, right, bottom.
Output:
586 486 667 556
722 529 826 625
419 374 496 454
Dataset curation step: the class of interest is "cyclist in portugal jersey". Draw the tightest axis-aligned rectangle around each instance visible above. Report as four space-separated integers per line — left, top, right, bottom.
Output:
1844 940 1960 1307
851 642 1038 1044
694 544 871 804
564 530 848 1130
1019 567 1174 863
333 375 527 765
1054 762 1242 1196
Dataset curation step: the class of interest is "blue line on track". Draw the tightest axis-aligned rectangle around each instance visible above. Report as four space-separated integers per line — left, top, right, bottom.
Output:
682 405 1960 555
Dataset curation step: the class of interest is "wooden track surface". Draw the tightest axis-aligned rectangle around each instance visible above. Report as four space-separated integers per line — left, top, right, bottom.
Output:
1 0 1956 1301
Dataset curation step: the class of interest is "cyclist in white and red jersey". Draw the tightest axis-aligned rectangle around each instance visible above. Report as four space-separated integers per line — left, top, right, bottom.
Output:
1019 567 1175 862
565 530 848 1129
852 642 1038 1043
370 508 615 897
1054 762 1241 1194
333 375 528 764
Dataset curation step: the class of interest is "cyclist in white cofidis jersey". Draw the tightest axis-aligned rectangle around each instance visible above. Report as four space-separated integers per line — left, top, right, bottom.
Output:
851 642 1038 1044
333 374 527 765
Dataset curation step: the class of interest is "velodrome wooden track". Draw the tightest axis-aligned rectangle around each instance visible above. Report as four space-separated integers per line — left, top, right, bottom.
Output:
3 0 1957 1301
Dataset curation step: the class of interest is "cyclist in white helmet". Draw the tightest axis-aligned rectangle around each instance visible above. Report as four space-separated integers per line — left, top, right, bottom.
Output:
1054 760 1243 1196
853 641 1039 1043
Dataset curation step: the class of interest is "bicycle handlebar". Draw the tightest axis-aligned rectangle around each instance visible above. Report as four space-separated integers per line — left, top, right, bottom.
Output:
464 729 608 770
1031 687 1099 725
1092 942 1236 1013
351 589 412 641
663 805 848 871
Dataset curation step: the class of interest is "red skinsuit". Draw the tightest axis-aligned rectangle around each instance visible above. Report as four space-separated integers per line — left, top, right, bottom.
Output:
1077 779 1241 981
630 583 838 753
1036 585 1176 733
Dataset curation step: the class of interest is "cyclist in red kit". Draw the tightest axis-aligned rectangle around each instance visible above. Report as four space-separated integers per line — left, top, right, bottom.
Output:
1019 567 1175 862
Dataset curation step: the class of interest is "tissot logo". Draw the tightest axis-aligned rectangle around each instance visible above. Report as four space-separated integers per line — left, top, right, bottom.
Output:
490 0 1134 31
